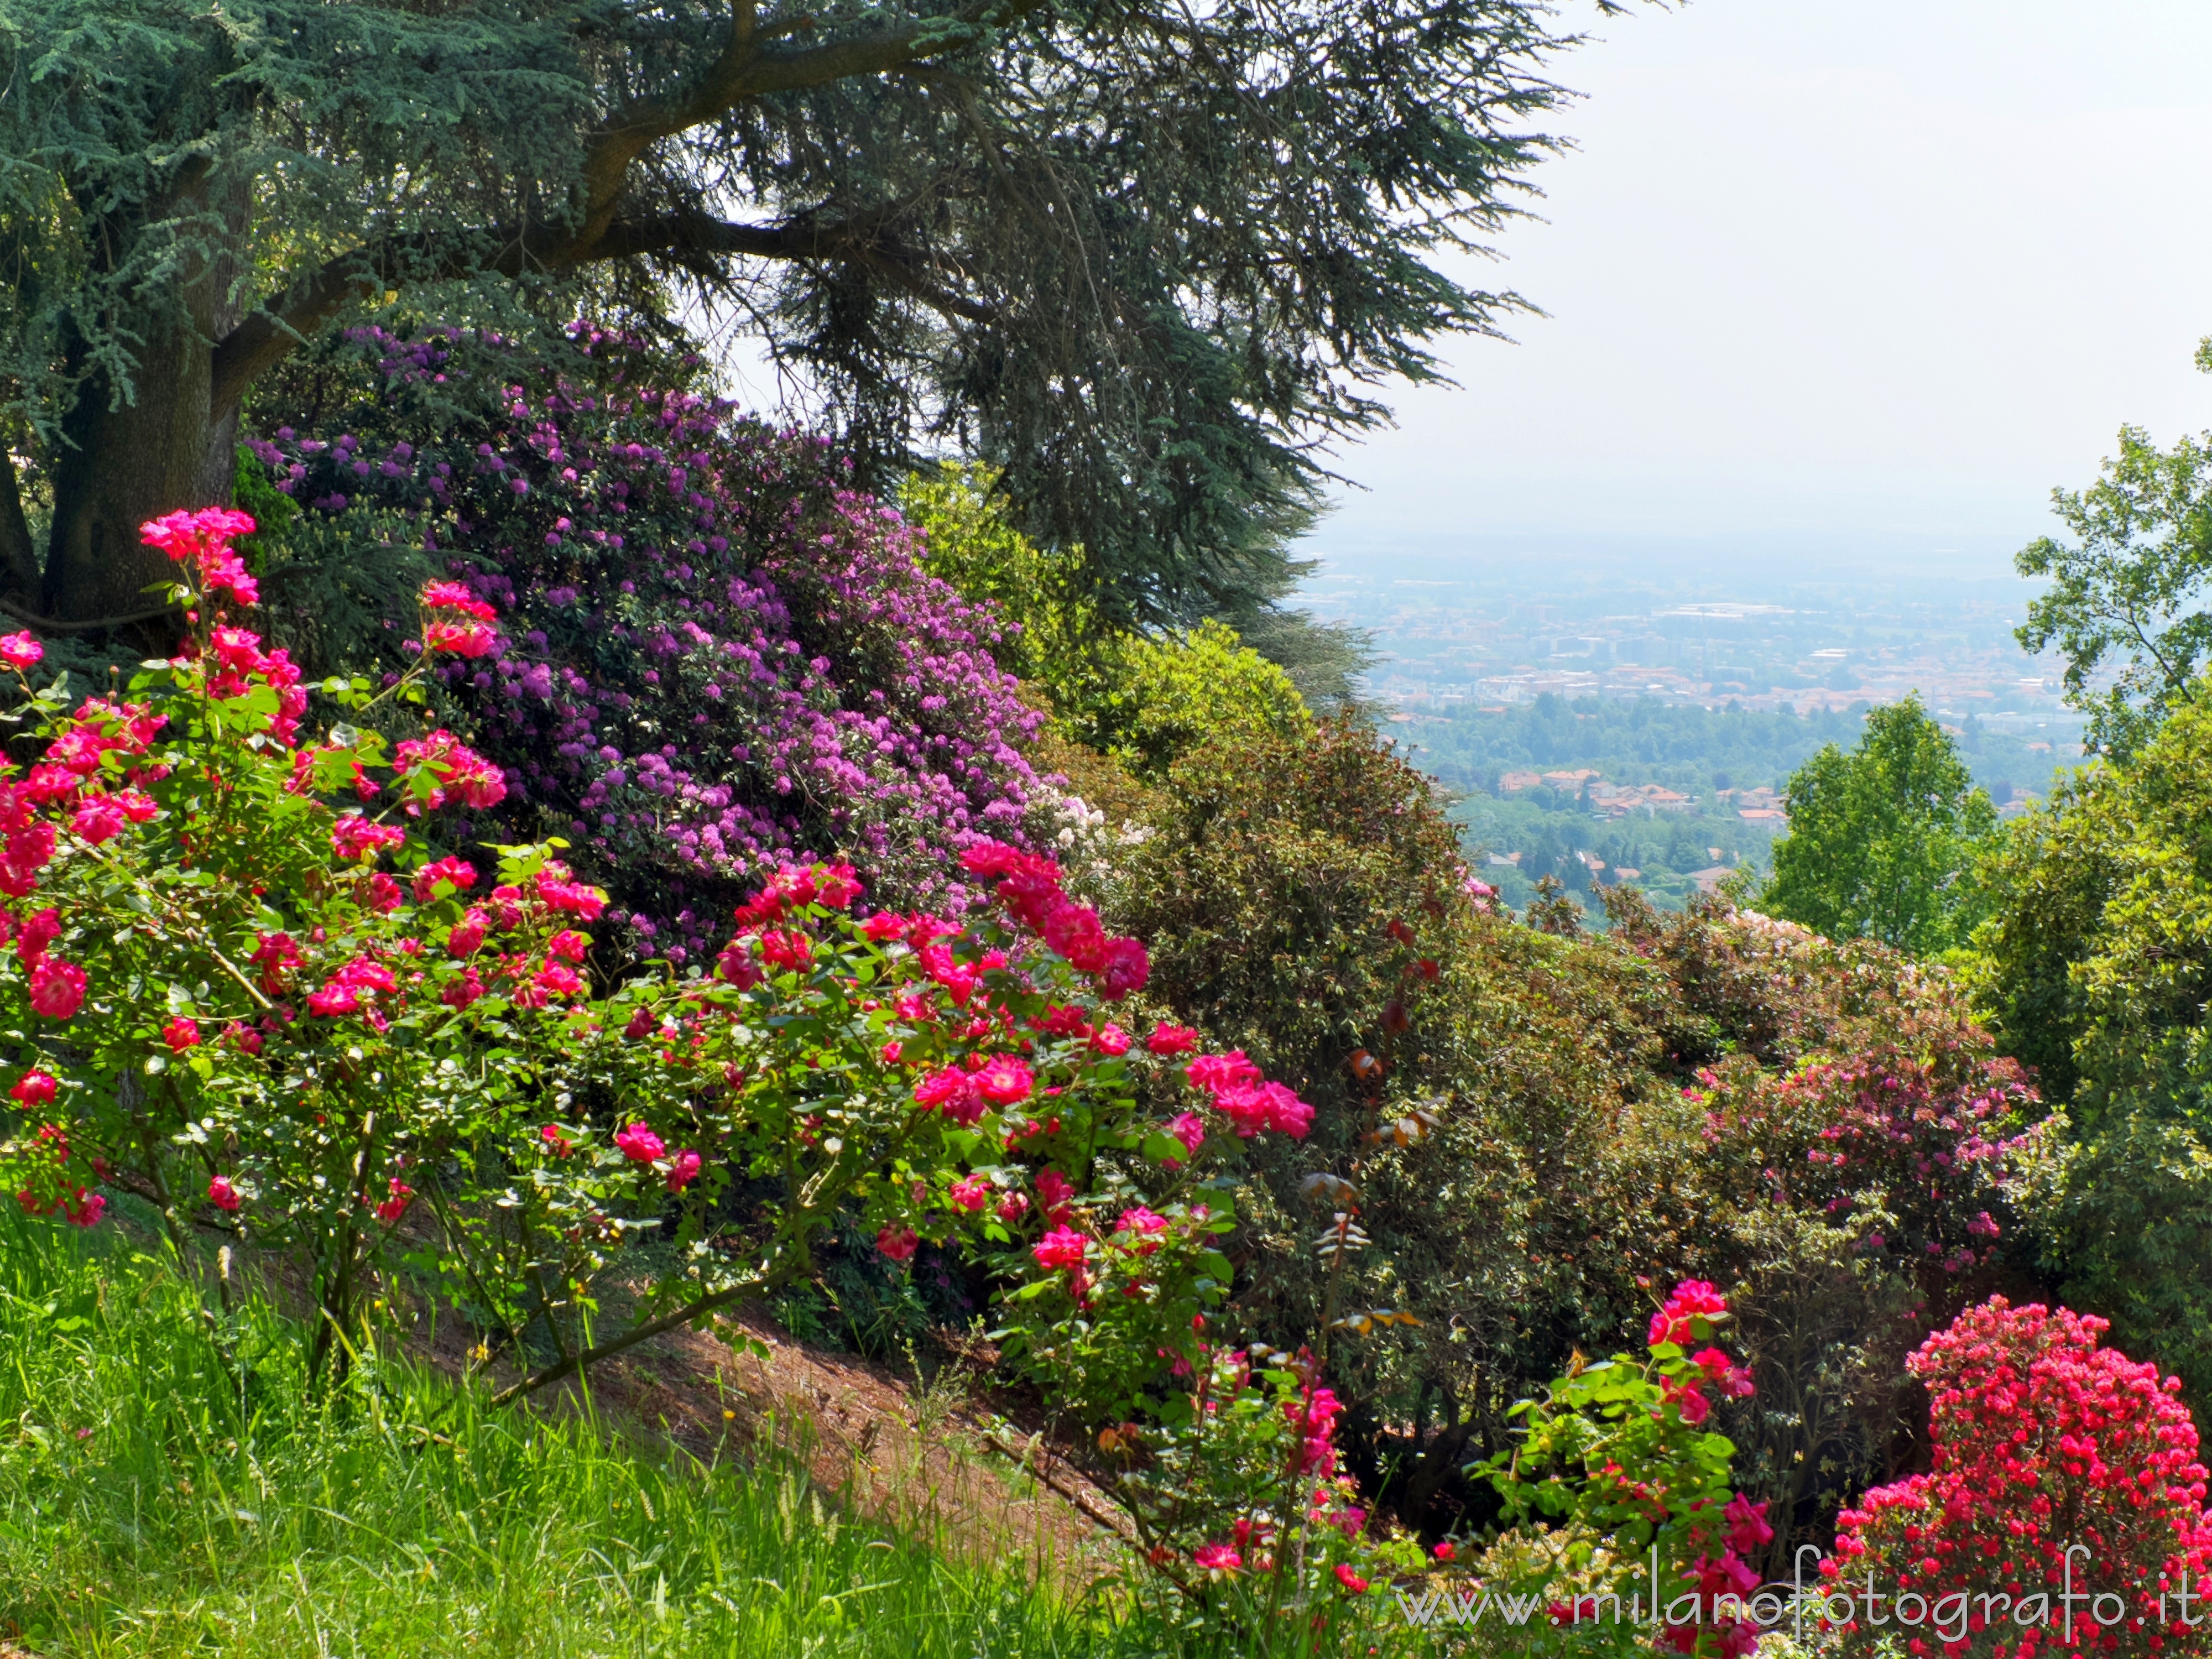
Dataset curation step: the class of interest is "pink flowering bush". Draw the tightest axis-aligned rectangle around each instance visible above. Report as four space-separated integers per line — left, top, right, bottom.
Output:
0 504 1326 1428
0 509 615 1380
1108 1342 1425 1649
1825 1298 2212 1659
244 324 1042 959
1464 1280 1771 1659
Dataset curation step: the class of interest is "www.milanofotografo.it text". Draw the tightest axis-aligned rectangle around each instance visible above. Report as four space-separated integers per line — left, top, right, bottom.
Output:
1395 1545 2209 1642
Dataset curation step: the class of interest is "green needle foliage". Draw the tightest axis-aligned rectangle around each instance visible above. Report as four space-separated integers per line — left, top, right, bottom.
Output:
0 0 1610 628
0 1209 1130 1659
1760 696 1997 956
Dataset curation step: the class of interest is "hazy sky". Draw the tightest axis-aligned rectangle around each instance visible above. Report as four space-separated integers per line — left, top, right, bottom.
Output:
1308 0 2212 573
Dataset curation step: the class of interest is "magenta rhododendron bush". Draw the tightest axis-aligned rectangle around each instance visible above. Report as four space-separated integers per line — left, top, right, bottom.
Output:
1826 1298 2212 1659
0 508 1310 1421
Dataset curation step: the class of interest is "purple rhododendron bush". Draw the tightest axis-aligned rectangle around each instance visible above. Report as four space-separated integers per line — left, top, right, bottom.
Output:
242 324 1041 963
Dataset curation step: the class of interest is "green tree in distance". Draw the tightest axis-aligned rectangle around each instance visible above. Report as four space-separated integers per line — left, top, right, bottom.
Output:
0 0 1610 630
2015 342 2212 758
1760 697 1997 956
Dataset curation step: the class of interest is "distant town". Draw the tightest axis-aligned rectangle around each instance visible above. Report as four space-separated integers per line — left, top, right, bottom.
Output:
1303 545 2087 916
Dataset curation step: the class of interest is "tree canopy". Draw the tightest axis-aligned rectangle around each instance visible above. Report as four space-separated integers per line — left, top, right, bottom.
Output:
0 0 1604 627
1760 697 1997 956
2015 345 2212 758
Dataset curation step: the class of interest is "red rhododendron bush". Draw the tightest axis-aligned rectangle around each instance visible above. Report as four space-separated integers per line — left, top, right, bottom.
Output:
0 511 1326 1447
1825 1298 2212 1659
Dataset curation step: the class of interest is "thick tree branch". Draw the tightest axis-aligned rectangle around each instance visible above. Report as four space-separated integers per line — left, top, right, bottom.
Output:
576 0 1049 242
209 2 1041 417
211 207 994 420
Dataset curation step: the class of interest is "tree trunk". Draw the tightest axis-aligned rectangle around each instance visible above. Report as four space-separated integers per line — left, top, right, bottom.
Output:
41 166 246 630
42 317 236 625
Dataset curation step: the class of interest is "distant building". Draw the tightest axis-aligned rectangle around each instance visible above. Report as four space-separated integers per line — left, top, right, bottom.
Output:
1689 865 1735 894
1613 867 1642 880
1737 807 1787 823
1487 852 1522 867
1498 770 1543 793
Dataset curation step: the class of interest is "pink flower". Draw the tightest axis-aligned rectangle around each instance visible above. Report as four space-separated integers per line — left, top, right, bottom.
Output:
447 911 487 957
1661 1374 1710 1425
995 1192 1030 1223
374 1177 413 1223
665 1149 702 1192
420 580 497 620
614 1121 665 1163
876 1225 919 1262
1089 1023 1130 1057
1146 1022 1199 1055
1724 1494 1774 1554
913 1066 984 1126
1166 1113 1206 1157
330 814 406 860
9 1070 55 1105
422 619 498 658
1035 1168 1074 1220
1098 936 1149 999
223 1020 264 1055
412 857 477 902
535 876 606 919
812 861 864 909
1186 1051 1260 1093
1433 1541 1456 1561
15 908 59 966
546 929 589 963
950 1176 991 1213
161 1016 201 1053
0 632 42 671
70 797 127 844
975 1055 1033 1105
1333 1563 1370 1594
1213 1080 1313 1140
208 1174 242 1212
392 729 507 812
364 872 404 914
1116 1207 1169 1253
1648 1279 1729 1349
540 1124 572 1157
1193 1543 1241 1573
1032 1226 1089 1271
28 958 85 1020
536 961 585 998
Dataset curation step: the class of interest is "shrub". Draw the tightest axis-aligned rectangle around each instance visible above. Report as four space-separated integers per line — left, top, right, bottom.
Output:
0 508 1330 1446
1110 721 2051 1553
2043 1110 2212 1411
1824 1297 2212 1659
1462 1279 1767 1659
244 324 1042 959
903 464 1313 782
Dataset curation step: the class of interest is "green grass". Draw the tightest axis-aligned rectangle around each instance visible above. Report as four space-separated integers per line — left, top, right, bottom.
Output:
0 1206 1147 1658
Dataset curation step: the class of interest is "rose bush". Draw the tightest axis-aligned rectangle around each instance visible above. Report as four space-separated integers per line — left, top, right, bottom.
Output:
0 507 1322 1442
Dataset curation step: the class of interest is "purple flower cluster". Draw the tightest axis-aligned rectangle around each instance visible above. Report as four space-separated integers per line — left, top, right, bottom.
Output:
247 324 1041 962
